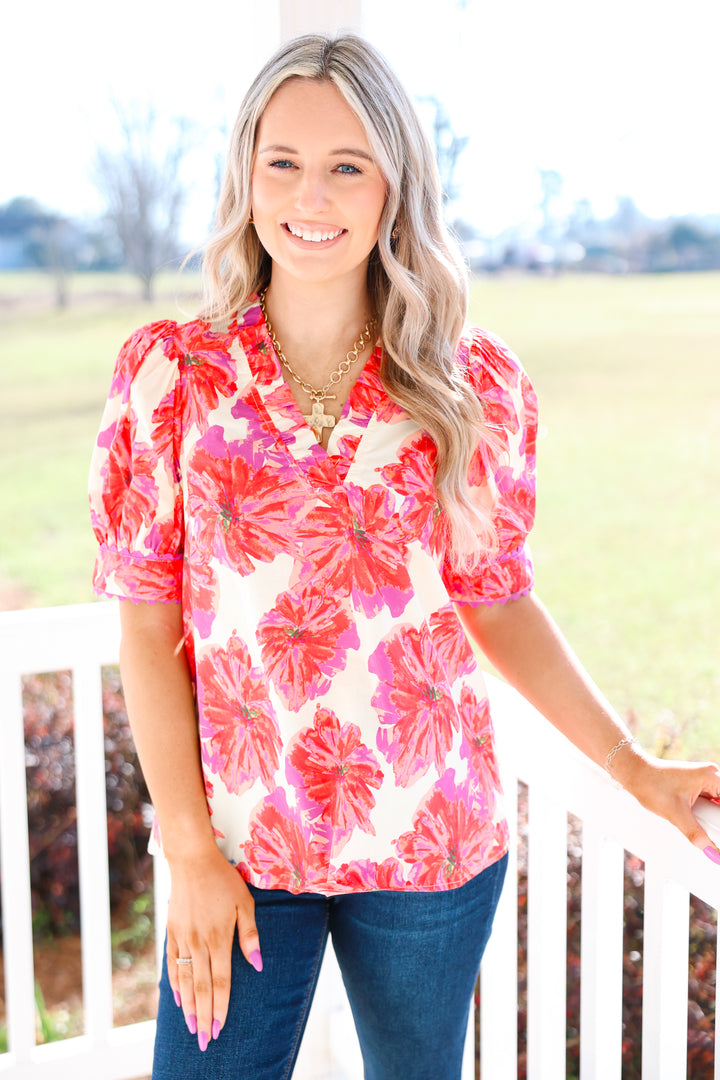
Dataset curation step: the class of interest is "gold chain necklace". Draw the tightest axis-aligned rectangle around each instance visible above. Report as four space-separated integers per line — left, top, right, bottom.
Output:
258 289 376 442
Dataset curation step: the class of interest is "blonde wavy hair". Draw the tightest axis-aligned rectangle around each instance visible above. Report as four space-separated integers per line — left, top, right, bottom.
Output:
201 33 498 566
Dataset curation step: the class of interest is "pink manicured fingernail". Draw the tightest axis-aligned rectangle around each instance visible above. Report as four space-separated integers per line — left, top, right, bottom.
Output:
186 1013 197 1035
704 845 720 864
198 1031 209 1052
212 1019 221 1040
173 990 182 1008
249 948 263 972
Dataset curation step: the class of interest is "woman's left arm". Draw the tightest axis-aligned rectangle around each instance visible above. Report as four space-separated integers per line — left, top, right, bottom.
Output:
457 590 720 859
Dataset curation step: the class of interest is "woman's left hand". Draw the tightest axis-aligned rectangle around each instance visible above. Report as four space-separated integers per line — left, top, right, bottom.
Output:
611 748 720 861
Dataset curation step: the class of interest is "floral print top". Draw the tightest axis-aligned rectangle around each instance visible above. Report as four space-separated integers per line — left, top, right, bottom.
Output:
89 295 537 895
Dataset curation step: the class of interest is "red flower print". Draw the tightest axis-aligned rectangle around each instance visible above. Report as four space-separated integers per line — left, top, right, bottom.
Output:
427 606 477 681
186 557 218 639
243 789 330 893
381 433 449 554
493 468 536 539
237 318 282 385
286 706 383 850
162 322 238 433
369 618 461 787
109 321 178 399
99 413 163 548
458 685 501 796
149 389 177 459
348 350 405 425
263 383 307 429
395 771 500 888
332 857 407 892
187 428 307 574
256 583 360 712
92 547 182 602
467 329 524 389
197 635 281 794
296 483 412 618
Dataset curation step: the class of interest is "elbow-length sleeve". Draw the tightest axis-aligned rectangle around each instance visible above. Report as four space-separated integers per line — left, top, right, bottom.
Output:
441 327 538 606
89 320 184 603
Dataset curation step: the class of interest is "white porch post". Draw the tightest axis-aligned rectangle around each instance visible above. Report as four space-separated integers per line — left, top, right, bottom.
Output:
279 0 364 39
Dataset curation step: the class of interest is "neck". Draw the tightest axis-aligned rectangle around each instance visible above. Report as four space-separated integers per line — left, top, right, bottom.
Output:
261 269 375 369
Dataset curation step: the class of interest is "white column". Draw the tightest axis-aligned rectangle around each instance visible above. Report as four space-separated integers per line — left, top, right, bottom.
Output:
279 0 363 40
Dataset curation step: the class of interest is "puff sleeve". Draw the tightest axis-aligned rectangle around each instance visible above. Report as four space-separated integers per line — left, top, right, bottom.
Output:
441 327 538 606
89 321 184 603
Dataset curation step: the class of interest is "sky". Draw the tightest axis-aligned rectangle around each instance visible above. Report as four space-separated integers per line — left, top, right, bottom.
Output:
2 0 718 241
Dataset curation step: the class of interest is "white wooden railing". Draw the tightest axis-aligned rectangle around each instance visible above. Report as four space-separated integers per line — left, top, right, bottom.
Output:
1 602 720 1080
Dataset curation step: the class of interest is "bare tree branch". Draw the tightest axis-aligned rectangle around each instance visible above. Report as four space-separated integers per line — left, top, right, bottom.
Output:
93 104 192 301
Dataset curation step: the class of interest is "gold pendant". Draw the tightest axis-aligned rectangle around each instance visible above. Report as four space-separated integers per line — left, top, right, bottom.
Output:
304 401 336 442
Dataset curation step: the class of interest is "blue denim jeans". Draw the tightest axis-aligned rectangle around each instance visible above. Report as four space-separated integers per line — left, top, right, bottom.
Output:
152 854 507 1080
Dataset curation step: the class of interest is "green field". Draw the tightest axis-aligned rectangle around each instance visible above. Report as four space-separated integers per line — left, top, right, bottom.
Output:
1 270 718 757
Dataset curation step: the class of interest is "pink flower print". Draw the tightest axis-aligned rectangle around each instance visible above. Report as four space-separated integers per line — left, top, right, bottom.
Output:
287 706 383 850
243 789 330 893
493 468 536 539
162 322 238 433
197 635 281 794
369 620 460 787
381 433 447 554
395 771 497 888
187 429 306 575
296 484 412 618
458 685 501 796
256 584 360 712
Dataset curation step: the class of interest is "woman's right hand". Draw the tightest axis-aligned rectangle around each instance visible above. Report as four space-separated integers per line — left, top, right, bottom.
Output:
166 847 262 1051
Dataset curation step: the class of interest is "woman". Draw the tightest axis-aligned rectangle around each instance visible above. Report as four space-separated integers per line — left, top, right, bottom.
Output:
89 32 720 1080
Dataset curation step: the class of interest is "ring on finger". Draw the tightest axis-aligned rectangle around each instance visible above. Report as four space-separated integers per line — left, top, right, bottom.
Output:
176 957 193 965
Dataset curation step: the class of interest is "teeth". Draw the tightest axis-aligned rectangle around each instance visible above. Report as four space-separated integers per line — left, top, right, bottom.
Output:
287 224 343 242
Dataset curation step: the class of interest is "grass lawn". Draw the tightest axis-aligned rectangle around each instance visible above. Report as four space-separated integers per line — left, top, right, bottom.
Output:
469 272 720 757
1 269 718 757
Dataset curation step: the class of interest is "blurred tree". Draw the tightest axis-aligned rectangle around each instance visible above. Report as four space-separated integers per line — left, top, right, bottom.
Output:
538 168 564 242
0 197 79 307
417 96 469 212
93 105 192 301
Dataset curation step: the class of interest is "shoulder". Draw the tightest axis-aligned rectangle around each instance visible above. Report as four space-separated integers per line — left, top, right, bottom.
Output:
457 326 538 436
456 326 530 393
109 316 223 398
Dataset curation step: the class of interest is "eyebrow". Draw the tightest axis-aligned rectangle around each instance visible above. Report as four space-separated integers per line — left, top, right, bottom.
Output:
258 143 374 162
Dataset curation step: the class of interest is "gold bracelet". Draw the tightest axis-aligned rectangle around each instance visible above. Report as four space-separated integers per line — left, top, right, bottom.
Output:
605 736 637 774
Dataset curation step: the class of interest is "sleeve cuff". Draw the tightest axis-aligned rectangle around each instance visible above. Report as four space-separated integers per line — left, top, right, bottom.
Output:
444 546 534 607
93 545 183 603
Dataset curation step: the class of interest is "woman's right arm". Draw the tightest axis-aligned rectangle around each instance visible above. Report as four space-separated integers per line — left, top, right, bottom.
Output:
119 599 262 1050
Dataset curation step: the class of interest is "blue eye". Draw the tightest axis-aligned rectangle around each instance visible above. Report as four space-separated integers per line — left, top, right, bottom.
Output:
336 163 361 174
269 159 295 169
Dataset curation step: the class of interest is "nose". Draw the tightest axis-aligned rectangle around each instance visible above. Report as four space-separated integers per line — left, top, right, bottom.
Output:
294 168 330 213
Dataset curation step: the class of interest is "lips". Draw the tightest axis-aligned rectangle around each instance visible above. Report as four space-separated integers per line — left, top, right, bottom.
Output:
284 222 347 243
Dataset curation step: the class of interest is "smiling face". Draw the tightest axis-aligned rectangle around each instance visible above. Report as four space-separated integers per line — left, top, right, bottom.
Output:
250 77 387 290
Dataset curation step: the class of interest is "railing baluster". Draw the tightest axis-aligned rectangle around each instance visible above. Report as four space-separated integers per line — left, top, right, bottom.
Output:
73 658 114 1041
641 861 689 1080
0 663 36 1063
479 778 519 1080
527 788 567 1080
579 822 624 1079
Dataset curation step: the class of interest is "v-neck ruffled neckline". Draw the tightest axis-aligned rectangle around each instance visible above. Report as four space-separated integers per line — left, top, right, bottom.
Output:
233 295 386 473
